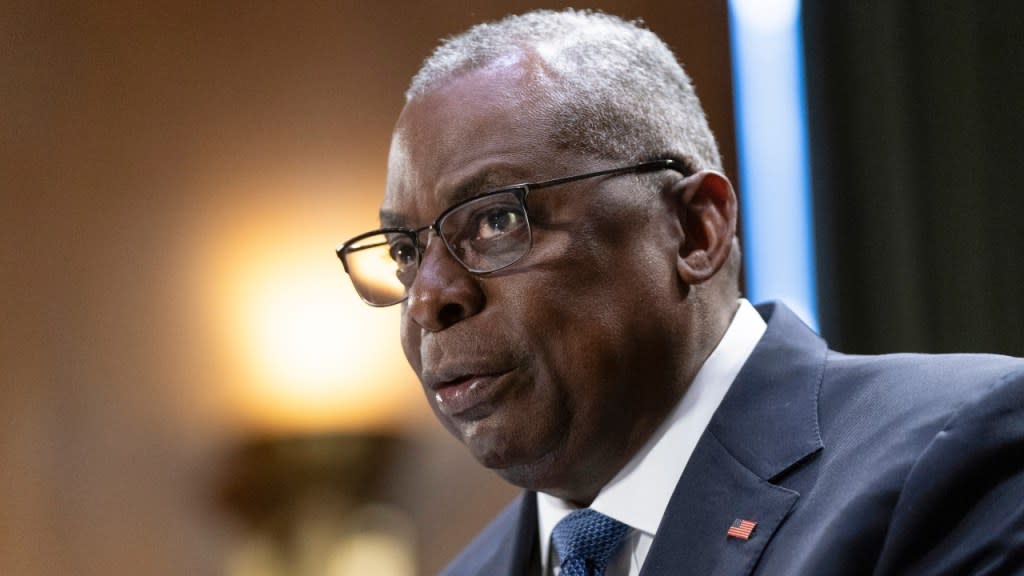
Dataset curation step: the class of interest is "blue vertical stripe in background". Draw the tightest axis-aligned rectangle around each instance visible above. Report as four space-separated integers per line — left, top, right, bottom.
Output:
728 0 818 330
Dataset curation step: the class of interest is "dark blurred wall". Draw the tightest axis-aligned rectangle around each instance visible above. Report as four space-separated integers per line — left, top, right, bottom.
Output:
1 2 733 575
806 1 1024 355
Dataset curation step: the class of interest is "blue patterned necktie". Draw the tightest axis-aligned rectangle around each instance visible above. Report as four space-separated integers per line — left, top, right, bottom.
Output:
552 508 630 576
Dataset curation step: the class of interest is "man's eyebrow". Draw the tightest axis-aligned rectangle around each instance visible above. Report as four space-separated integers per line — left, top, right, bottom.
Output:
378 166 530 228
437 167 534 210
454 168 529 198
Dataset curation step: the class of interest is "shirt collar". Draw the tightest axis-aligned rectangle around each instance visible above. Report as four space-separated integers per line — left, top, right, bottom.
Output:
537 299 767 565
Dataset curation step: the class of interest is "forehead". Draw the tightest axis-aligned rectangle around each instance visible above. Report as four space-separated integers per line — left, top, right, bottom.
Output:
381 54 566 226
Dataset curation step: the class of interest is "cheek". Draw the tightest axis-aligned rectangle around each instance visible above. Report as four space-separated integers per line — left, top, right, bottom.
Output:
510 244 673 393
508 275 618 394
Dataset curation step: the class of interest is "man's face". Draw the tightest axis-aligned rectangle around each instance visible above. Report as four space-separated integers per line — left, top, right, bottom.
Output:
381 56 689 502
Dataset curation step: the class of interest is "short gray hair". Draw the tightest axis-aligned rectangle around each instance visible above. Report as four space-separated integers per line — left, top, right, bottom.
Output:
407 9 722 172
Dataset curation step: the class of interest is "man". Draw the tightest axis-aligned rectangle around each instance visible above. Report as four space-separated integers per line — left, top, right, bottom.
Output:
337 9 1024 575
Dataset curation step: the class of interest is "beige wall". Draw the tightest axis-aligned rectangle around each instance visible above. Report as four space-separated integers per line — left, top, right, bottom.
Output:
1 2 733 574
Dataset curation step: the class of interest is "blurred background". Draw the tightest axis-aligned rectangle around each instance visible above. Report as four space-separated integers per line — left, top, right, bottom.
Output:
2 1 1021 575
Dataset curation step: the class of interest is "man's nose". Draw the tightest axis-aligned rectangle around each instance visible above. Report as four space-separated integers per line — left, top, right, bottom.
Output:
405 234 484 332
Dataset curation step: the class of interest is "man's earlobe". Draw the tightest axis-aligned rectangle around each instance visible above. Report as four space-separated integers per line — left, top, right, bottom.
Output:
673 171 738 285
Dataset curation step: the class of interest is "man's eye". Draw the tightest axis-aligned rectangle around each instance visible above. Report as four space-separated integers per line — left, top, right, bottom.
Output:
388 240 417 266
476 208 524 240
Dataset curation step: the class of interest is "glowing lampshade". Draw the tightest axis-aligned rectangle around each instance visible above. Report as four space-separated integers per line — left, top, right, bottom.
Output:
196 176 424 434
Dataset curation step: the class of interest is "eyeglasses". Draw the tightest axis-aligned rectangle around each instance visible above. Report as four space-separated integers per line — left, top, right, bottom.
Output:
336 159 684 306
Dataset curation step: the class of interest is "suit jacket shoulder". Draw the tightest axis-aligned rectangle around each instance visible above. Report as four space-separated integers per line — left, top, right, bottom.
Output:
732 303 1024 575
861 355 1024 574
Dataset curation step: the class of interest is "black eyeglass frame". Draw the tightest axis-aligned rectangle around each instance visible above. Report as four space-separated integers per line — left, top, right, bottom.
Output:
336 158 686 306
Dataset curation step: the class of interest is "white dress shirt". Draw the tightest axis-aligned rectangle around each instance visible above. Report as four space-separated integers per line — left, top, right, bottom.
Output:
537 299 767 576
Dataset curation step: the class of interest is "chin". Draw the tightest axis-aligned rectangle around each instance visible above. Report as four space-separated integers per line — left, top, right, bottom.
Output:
473 438 571 493
492 461 552 488
450 409 574 490
466 429 525 470
464 430 536 474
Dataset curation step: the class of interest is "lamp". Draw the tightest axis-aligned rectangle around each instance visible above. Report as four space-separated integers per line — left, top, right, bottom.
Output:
196 176 422 575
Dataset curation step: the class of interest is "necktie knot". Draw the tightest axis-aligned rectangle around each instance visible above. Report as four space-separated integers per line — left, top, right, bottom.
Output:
551 509 630 576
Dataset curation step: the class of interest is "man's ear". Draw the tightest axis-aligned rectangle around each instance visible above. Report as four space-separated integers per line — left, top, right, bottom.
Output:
670 170 737 285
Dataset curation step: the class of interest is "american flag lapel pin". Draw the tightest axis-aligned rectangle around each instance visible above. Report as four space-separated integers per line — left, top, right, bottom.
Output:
727 518 758 540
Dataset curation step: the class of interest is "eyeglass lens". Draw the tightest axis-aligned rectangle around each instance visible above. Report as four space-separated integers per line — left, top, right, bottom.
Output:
344 190 532 305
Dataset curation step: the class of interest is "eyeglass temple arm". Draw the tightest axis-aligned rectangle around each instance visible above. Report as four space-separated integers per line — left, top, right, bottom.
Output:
526 159 684 191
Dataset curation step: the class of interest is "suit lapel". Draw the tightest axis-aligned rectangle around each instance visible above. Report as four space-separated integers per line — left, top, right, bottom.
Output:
475 492 540 576
641 302 827 575
640 432 800 576
709 302 827 481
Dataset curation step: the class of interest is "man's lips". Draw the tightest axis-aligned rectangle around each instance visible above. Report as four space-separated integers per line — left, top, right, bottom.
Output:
426 369 515 419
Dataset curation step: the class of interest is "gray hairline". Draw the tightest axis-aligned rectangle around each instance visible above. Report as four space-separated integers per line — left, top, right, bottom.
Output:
404 9 724 173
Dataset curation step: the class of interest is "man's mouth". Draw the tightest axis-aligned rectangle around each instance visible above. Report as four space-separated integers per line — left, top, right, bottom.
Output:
428 369 514 420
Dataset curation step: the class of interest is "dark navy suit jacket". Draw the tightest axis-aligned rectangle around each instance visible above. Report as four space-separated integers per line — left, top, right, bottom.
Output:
440 302 1024 575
